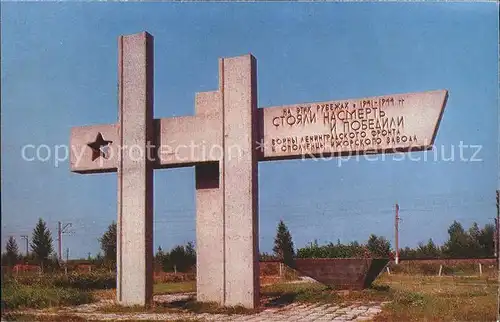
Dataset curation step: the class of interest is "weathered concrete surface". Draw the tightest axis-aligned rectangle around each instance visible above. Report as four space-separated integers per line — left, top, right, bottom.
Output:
194 56 260 308
294 258 390 290
71 90 449 170
69 30 448 310
260 90 448 160
195 91 224 304
116 32 155 306
222 55 260 308
70 124 118 173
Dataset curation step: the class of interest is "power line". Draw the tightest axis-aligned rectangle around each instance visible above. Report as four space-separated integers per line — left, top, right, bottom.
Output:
58 221 72 261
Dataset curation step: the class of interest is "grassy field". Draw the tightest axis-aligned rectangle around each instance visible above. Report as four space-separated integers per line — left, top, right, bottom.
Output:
374 274 497 321
259 275 497 321
1 279 94 310
89 274 496 320
3 273 497 321
154 281 196 294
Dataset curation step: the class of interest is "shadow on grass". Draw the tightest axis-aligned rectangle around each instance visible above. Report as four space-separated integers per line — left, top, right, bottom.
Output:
263 286 340 307
98 282 395 316
263 282 393 306
100 296 259 315
157 298 258 315
263 292 298 308
370 284 390 292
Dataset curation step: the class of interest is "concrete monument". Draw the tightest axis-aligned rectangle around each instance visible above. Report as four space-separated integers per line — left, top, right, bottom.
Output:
70 31 448 308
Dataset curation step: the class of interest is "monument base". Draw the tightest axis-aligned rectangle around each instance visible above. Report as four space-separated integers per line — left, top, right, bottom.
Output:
293 258 389 290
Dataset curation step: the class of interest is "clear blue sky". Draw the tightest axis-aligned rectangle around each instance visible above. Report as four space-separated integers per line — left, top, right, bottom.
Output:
2 2 498 259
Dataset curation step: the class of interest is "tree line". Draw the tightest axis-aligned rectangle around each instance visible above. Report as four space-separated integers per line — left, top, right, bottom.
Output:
97 222 196 273
263 220 494 266
2 218 494 271
261 220 393 267
399 221 494 259
1 219 198 273
2 218 58 271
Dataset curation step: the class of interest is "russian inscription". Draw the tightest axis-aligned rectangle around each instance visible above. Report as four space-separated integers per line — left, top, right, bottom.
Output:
261 90 448 159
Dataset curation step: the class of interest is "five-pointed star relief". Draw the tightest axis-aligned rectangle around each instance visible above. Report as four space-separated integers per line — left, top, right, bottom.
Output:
87 132 113 161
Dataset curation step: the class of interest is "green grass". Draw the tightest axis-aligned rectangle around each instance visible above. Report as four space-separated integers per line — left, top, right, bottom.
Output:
1 313 88 321
260 280 394 304
153 281 196 294
261 282 340 304
374 274 496 321
10 271 115 290
1 280 94 310
96 281 256 315
89 281 196 301
260 274 496 321
5 273 495 321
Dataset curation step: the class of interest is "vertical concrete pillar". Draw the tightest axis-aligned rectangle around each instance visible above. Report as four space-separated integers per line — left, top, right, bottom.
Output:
221 55 259 308
195 90 225 304
117 32 154 306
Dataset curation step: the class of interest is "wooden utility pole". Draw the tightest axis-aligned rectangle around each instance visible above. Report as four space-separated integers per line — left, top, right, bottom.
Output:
496 191 499 263
395 203 400 265
496 190 499 322
495 218 498 258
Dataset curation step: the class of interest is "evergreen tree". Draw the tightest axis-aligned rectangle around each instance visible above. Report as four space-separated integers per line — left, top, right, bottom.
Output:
467 222 482 255
92 252 105 267
4 236 19 267
399 246 417 259
477 223 495 257
155 246 165 270
186 242 196 262
99 221 117 267
272 220 295 267
366 234 392 258
157 246 164 258
294 220 495 260
415 239 441 258
443 221 470 257
165 242 196 273
30 218 54 269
